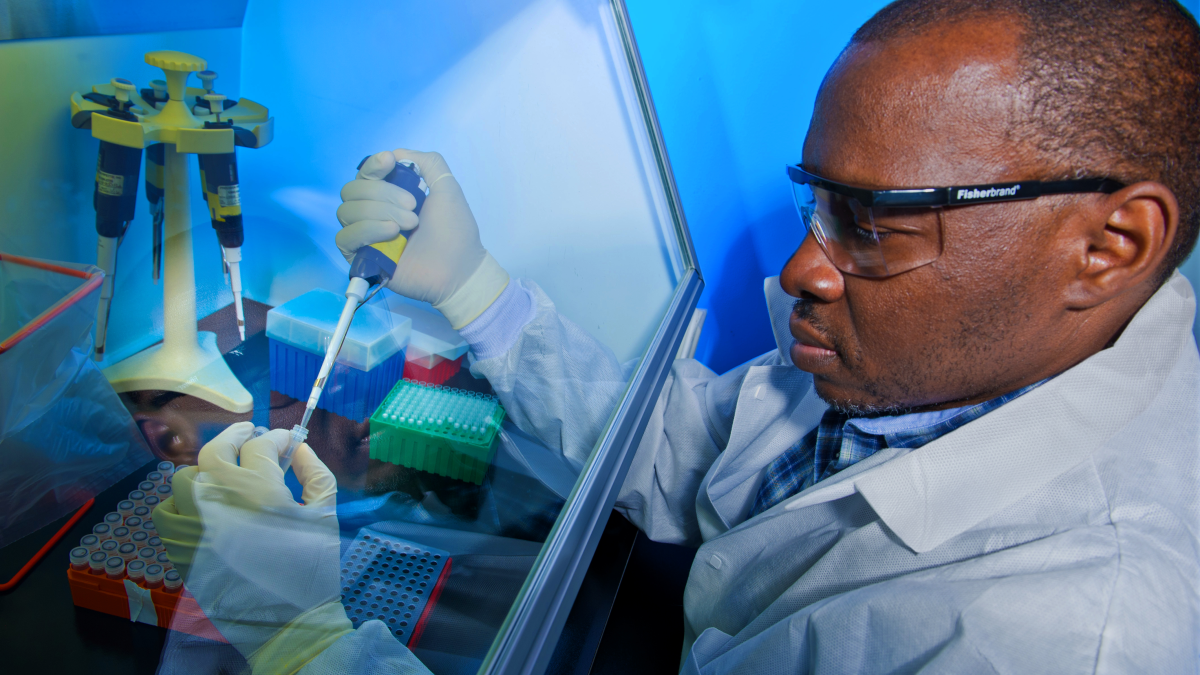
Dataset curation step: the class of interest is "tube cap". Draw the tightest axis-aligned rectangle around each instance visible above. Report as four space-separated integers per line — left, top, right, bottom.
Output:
145 564 164 584
118 543 138 561
127 559 146 581
105 555 125 578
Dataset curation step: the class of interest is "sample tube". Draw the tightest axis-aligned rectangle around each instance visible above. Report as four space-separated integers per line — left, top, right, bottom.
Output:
156 551 173 571
138 481 155 494
156 485 172 500
131 531 149 546
80 534 101 553
144 564 164 588
133 505 151 520
112 527 131 544
92 523 112 540
165 474 174 486
105 511 124 526
100 540 119 555
70 547 90 571
144 495 160 512
118 542 138 562
157 460 175 474
146 471 164 486
117 500 135 518
148 536 163 552
128 490 146 506
127 559 146 584
88 551 108 576
137 547 157 564
163 569 183 593
125 516 142 530
105 555 126 580
141 519 156 534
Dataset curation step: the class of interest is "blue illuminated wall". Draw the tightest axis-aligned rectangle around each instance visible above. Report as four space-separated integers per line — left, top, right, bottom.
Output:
627 0 1200 373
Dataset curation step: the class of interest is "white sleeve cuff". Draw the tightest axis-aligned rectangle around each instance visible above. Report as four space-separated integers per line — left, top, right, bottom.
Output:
458 279 537 361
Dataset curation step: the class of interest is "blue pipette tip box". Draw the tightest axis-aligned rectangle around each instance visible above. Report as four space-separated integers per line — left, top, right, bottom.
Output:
267 289 411 422
369 380 506 484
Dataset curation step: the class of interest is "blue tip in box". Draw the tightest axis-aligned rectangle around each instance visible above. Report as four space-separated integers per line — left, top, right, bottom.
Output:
267 289 412 422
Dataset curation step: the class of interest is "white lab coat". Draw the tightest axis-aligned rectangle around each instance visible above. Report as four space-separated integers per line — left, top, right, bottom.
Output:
306 272 1200 673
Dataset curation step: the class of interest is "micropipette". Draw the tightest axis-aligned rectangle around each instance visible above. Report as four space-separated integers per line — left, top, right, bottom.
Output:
197 80 248 341
92 78 144 361
278 157 428 472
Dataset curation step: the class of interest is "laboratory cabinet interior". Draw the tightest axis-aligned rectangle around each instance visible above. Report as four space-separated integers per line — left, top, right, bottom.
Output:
0 1 701 674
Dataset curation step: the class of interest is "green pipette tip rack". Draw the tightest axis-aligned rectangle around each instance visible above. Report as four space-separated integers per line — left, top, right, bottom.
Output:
368 379 506 484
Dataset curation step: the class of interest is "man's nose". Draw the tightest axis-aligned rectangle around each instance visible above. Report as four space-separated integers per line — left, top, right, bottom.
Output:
780 231 845 302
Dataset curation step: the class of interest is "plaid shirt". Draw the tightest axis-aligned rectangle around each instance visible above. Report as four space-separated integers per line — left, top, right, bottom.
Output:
750 380 1047 517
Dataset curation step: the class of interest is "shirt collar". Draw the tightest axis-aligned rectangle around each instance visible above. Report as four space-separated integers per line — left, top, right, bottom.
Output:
846 407 968 437
852 272 1197 554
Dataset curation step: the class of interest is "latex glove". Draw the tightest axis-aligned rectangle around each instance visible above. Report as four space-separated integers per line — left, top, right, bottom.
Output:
153 463 202 582
161 422 351 675
335 149 510 328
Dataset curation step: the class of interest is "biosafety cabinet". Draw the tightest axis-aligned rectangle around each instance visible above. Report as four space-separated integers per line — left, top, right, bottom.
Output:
0 2 700 674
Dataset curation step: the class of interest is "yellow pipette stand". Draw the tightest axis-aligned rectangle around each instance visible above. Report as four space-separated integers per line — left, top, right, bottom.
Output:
69 50 274 413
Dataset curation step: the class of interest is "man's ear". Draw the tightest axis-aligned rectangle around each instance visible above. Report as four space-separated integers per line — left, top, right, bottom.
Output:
1062 181 1180 309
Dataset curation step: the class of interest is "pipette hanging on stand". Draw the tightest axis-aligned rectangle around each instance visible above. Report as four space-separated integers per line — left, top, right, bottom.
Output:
89 78 144 360
196 83 247 342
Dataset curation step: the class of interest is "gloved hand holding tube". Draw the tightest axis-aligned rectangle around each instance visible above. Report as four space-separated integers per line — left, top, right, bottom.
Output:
336 150 510 329
154 423 351 672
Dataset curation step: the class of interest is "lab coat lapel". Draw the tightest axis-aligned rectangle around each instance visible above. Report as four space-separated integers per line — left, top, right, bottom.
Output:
856 272 1198 553
699 276 829 533
703 366 824 533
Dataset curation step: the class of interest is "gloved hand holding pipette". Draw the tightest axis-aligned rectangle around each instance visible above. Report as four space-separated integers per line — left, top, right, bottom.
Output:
336 150 511 330
277 150 514 473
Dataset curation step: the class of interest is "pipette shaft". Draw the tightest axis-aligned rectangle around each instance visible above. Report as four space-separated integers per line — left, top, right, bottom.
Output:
280 158 427 470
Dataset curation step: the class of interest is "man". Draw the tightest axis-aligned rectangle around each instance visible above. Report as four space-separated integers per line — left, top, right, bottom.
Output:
157 0 1200 671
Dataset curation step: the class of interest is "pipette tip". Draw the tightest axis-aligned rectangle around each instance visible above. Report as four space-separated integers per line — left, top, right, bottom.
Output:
279 424 308 472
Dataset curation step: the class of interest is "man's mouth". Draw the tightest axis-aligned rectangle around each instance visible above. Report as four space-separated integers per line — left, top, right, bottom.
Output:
790 301 840 369
791 323 838 359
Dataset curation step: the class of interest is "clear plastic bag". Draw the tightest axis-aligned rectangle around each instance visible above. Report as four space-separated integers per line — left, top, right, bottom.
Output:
0 253 152 547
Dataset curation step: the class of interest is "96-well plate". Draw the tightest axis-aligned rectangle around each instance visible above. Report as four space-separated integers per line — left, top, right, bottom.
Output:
340 528 452 645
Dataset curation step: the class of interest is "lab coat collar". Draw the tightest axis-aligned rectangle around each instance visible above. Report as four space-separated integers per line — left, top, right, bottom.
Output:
851 272 1198 553
765 276 796 366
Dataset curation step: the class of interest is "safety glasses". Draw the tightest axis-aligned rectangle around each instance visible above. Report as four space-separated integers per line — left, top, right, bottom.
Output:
786 164 1125 277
